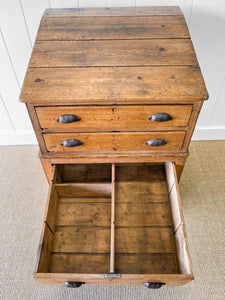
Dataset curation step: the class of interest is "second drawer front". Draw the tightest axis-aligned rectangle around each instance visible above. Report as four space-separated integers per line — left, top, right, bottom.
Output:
44 132 185 152
36 105 192 131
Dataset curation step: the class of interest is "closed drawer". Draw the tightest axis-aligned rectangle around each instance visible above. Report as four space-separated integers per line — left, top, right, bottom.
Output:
36 105 192 131
34 162 193 286
44 132 185 152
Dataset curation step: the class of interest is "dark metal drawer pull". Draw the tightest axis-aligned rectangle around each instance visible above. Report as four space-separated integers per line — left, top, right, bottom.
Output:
149 113 172 122
61 139 83 147
64 282 83 288
145 138 167 147
57 114 81 123
144 282 164 289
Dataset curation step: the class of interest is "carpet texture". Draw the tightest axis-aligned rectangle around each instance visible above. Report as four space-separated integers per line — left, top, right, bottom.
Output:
1 141 225 300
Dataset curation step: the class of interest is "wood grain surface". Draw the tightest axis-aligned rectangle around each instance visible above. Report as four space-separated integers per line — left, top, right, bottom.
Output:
115 202 172 226
30 39 197 67
35 162 193 285
115 163 165 180
20 66 208 103
115 181 169 203
48 253 178 274
20 7 208 104
37 15 188 41
36 105 192 131
26 6 201 286
43 7 183 17
115 227 176 253
61 164 112 182
115 253 178 274
55 183 112 198
49 253 110 273
53 226 110 253
44 132 186 152
56 202 111 227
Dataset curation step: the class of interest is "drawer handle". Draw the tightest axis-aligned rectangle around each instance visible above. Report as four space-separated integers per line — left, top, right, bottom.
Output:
144 282 164 289
149 113 172 122
61 139 83 147
64 282 83 288
145 138 167 147
57 114 81 124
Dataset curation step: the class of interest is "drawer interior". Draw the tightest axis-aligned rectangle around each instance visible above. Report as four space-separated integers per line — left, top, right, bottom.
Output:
35 162 192 283
114 164 177 274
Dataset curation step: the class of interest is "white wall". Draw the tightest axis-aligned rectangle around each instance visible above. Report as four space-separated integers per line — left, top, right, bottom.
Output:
0 0 224 145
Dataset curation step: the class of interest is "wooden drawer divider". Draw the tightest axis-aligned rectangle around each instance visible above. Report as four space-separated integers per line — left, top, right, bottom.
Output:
109 163 116 274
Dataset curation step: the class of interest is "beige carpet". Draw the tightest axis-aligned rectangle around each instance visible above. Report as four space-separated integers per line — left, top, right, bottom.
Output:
1 141 225 300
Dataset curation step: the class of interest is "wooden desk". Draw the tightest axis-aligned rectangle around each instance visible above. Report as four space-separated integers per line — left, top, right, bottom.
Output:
20 6 208 288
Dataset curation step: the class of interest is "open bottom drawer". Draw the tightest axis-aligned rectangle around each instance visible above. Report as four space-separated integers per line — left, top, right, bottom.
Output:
35 162 193 287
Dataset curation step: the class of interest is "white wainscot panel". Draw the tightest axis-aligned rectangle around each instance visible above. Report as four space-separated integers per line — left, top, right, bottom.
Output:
164 0 193 24
189 0 221 67
108 0 135 7
136 0 165 6
209 79 225 129
194 0 225 129
0 0 32 86
0 31 32 132
79 0 107 7
21 0 50 45
50 0 78 8
0 131 37 146
0 94 14 132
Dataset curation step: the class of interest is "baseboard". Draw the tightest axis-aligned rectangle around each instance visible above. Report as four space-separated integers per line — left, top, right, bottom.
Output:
0 131 38 145
192 127 225 141
0 128 224 146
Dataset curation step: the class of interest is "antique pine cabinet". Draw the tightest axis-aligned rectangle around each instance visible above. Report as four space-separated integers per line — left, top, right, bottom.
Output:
20 7 208 288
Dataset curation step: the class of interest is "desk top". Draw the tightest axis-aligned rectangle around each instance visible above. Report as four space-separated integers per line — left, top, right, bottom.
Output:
20 7 208 104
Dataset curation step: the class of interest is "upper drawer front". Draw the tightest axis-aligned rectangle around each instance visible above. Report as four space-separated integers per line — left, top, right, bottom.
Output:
36 105 192 131
44 132 185 152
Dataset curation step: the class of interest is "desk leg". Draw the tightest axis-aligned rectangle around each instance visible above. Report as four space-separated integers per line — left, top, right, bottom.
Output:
40 157 52 183
175 156 188 181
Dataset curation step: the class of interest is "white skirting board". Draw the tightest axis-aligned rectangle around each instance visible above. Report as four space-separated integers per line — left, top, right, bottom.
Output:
0 131 38 146
192 127 225 141
0 128 224 146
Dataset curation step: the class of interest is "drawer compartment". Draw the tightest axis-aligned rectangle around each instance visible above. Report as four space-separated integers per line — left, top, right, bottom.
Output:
35 162 193 286
36 105 192 131
44 132 185 152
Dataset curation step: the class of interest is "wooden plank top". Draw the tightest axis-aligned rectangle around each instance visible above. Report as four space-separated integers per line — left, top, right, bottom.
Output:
20 7 208 104
43 7 183 17
36 16 189 41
